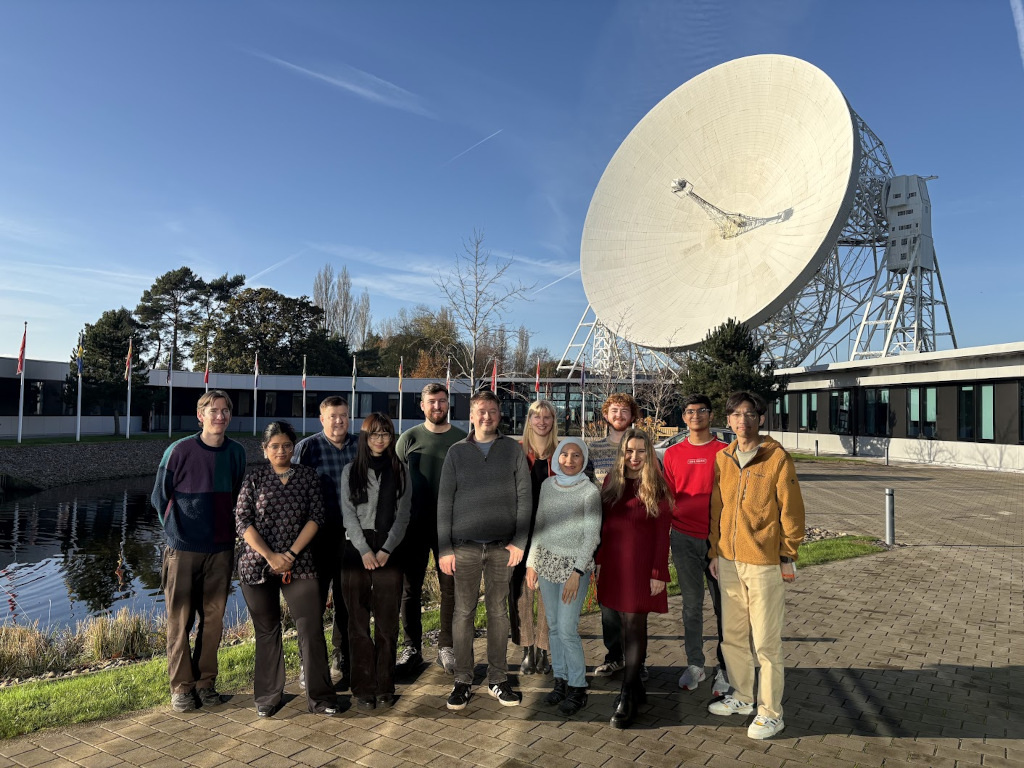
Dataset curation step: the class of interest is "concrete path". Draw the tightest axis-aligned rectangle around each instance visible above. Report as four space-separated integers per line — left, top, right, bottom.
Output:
1 460 1021 767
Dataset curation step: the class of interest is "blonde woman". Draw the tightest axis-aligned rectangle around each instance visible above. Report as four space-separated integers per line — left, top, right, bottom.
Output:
597 428 673 729
511 399 558 675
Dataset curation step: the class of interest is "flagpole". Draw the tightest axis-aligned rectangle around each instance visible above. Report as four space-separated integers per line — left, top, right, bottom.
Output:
535 357 540 402
580 354 586 438
301 354 307 437
445 356 451 424
125 338 133 441
351 354 357 417
252 352 259 437
76 333 83 442
167 347 174 438
16 322 26 444
397 356 403 434
205 346 210 393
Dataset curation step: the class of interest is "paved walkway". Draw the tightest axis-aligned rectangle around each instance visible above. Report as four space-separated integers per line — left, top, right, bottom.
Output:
1 460 1021 767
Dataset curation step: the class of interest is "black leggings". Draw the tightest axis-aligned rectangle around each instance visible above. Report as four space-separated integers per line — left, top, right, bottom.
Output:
619 611 649 690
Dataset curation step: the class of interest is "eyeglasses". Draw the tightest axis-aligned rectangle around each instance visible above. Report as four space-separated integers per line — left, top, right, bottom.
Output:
267 443 294 452
684 408 710 416
729 412 761 421
367 432 391 441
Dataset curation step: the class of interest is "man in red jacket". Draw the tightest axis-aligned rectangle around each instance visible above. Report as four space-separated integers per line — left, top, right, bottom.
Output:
662 394 730 698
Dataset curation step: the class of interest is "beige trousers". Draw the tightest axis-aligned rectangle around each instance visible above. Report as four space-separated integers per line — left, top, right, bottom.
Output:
717 558 786 719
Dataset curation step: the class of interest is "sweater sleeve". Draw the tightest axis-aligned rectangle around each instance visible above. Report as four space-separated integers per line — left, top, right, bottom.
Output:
651 499 672 581
574 484 603 574
510 446 532 551
340 464 372 556
436 450 457 558
708 458 724 560
777 453 806 561
151 443 176 525
383 464 413 553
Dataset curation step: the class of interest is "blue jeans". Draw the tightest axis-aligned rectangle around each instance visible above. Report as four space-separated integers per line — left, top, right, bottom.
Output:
538 573 590 688
669 529 726 671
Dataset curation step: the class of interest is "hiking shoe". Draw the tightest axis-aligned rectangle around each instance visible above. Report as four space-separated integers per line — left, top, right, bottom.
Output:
488 680 522 707
396 646 422 671
197 687 222 707
712 668 731 697
330 652 347 678
708 695 755 716
545 678 568 705
436 646 456 674
594 659 624 677
747 714 785 739
558 686 588 716
640 664 649 681
678 665 706 691
447 682 472 710
171 692 195 712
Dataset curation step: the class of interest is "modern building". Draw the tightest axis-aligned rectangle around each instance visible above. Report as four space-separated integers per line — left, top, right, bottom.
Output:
768 342 1024 472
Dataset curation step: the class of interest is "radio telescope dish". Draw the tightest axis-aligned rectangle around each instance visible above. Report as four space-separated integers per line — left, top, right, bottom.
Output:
580 54 860 351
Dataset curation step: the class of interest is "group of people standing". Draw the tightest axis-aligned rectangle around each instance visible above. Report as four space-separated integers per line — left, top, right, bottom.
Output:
152 380 804 741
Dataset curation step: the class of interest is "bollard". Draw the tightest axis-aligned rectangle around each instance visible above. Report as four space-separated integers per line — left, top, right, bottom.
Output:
885 444 890 467
814 440 819 457
885 488 895 546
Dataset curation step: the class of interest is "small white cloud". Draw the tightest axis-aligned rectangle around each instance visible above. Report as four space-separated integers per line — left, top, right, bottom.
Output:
1012 0 1024 74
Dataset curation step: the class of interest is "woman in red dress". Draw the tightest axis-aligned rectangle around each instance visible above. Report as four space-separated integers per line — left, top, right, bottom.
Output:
596 428 673 729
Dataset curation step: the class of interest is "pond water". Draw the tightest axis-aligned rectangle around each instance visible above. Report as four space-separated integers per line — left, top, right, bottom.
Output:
0 477 247 630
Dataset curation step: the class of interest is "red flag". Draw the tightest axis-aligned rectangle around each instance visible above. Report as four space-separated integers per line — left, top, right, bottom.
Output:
301 356 306 390
16 324 26 376
124 338 133 381
535 359 540 393
491 359 497 392
204 358 209 385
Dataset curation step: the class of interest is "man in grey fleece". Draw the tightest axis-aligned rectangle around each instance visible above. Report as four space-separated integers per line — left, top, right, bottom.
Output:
437 389 532 710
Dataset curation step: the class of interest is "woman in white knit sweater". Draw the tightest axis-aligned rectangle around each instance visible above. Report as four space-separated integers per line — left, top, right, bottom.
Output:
525 436 602 715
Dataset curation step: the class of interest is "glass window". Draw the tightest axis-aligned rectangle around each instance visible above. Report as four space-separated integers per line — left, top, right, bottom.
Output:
958 386 975 440
980 385 994 441
801 392 817 431
829 390 851 435
863 388 890 437
908 387 936 438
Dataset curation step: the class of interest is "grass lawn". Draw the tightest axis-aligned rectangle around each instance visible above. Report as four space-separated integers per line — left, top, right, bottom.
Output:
0 536 881 739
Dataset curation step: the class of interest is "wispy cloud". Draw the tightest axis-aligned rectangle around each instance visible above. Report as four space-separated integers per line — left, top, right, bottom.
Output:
533 268 581 295
247 247 307 284
441 129 503 167
251 51 436 119
1012 0 1024 73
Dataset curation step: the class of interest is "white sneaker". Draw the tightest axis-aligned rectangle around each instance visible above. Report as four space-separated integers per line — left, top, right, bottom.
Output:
747 714 785 739
708 695 755 716
712 668 730 697
678 665 706 690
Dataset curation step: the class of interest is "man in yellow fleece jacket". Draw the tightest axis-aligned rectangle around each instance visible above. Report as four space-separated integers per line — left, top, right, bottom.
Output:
708 391 805 740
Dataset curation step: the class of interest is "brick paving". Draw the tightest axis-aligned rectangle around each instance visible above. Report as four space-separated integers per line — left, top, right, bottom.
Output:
1 460 1021 767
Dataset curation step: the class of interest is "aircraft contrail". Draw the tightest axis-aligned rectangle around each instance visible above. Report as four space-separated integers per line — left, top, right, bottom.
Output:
248 247 307 283
534 268 580 295
1012 0 1024 74
442 129 503 167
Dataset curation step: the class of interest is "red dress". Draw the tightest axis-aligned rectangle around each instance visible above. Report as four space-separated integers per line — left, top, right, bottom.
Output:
596 477 672 614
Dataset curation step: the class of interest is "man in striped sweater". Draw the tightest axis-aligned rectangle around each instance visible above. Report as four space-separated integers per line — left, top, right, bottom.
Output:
152 389 247 713
437 390 532 711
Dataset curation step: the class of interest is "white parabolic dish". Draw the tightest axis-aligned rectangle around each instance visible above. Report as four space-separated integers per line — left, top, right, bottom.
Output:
580 54 860 350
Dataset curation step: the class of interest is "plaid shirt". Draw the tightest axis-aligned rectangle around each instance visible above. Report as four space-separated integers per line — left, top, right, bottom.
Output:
294 430 358 530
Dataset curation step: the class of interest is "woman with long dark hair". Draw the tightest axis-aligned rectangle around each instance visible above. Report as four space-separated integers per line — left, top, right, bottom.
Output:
340 412 411 709
235 421 337 717
597 428 673 729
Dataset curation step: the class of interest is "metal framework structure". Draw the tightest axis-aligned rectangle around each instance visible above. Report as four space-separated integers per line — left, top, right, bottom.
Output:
558 305 676 379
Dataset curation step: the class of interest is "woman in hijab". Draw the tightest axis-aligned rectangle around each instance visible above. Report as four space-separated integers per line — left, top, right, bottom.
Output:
525 436 602 716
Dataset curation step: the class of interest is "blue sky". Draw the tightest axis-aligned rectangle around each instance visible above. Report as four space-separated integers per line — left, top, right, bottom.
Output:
2 1 1023 369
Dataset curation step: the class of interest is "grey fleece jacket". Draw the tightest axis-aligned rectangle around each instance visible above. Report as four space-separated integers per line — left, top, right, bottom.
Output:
436 434 532 558
340 463 412 556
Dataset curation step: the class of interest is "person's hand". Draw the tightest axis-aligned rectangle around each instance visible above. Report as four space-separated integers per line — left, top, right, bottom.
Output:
266 552 292 574
650 579 666 596
376 551 390 568
708 557 719 580
562 571 581 604
525 567 539 590
439 554 456 576
594 564 601 582
505 544 524 568
781 561 796 582
361 552 379 570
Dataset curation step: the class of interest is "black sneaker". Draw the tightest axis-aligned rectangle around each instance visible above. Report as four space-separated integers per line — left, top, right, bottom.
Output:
447 682 472 711
197 687 222 707
488 680 522 707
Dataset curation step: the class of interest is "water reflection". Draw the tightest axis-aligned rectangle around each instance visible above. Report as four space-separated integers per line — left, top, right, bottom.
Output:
0 477 244 629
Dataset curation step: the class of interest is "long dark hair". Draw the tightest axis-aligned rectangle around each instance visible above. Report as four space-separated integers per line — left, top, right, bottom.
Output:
347 412 406 505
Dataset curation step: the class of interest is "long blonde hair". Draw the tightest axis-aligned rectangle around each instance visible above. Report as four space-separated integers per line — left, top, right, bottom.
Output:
522 400 559 460
601 428 673 518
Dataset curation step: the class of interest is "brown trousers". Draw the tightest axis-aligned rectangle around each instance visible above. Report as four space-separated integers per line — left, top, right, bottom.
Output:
161 548 232 694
